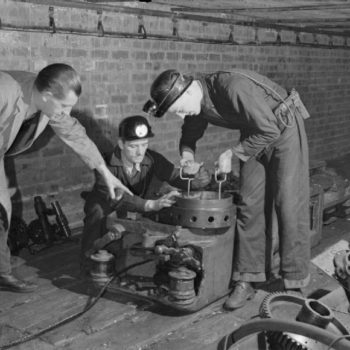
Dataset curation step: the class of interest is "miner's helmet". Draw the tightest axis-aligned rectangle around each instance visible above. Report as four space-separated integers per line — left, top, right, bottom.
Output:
118 115 154 141
142 69 193 118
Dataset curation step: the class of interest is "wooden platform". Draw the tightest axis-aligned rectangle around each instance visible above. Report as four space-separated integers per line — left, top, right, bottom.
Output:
0 214 349 350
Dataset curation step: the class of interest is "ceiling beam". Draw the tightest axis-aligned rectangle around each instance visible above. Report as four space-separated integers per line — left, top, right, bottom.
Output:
171 3 350 13
13 0 350 37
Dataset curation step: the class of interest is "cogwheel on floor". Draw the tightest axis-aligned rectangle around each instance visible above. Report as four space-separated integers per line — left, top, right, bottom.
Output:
259 292 310 350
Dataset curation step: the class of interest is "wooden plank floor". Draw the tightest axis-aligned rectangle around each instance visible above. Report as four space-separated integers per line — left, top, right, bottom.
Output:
1 217 349 350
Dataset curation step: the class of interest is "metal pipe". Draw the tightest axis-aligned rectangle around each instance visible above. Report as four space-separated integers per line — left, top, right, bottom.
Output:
172 3 350 13
13 0 350 37
1 21 350 49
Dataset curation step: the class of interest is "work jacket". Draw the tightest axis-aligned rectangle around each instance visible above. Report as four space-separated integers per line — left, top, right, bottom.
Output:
91 146 187 213
180 69 288 161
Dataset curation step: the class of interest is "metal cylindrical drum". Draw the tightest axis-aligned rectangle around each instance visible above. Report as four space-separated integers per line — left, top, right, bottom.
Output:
159 191 234 229
90 250 115 287
168 267 196 305
296 299 334 329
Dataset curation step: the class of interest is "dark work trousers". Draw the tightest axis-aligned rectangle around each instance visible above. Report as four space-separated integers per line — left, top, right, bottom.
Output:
232 112 310 288
0 158 12 275
80 192 114 264
0 203 10 275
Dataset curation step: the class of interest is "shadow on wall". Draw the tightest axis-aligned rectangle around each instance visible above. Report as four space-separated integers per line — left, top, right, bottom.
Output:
71 108 115 155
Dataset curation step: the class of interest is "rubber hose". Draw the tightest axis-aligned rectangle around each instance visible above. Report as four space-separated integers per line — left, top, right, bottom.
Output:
224 318 350 350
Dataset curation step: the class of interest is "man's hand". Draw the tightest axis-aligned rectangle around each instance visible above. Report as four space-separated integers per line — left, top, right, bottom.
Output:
180 150 195 167
96 163 133 199
145 190 180 212
217 149 233 174
192 167 211 189
182 161 204 176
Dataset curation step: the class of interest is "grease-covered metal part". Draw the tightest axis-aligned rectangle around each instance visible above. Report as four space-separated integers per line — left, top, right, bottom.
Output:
158 191 234 229
90 250 115 287
334 250 350 280
259 292 349 350
168 266 197 305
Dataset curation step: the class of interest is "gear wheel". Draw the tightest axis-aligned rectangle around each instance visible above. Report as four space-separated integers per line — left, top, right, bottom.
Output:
259 292 348 350
266 330 307 350
260 292 308 350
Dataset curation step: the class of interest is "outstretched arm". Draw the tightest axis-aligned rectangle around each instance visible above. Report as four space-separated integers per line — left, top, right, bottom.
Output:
48 112 133 198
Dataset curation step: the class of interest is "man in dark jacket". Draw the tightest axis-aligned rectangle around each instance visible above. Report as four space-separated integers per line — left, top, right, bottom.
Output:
144 69 311 310
80 115 210 268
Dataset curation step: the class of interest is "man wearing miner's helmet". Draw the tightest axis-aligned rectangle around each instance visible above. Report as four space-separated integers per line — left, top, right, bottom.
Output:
80 115 210 271
144 69 311 311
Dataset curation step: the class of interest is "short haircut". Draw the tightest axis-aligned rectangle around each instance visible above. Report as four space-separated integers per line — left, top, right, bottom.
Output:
34 63 82 99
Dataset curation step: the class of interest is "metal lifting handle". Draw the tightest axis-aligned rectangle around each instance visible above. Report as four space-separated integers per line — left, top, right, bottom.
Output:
180 167 194 197
214 169 227 200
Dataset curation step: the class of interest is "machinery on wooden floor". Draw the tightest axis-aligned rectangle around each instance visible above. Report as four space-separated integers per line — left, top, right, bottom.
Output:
88 170 237 312
333 248 350 294
8 196 74 254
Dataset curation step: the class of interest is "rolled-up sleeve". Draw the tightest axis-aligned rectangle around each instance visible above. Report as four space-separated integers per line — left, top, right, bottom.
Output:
48 113 105 169
228 79 281 159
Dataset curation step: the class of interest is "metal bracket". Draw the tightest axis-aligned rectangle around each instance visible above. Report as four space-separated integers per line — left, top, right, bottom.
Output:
228 25 238 44
49 6 56 33
97 10 104 37
275 29 281 45
254 26 260 44
137 15 147 39
172 15 179 37
328 35 333 47
214 169 227 200
179 167 194 197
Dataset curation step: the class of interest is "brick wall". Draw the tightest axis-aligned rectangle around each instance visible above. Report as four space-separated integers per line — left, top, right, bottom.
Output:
1 0 350 227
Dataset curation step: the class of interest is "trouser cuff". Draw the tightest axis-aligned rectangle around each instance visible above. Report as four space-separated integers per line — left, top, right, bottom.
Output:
232 272 266 282
284 274 310 289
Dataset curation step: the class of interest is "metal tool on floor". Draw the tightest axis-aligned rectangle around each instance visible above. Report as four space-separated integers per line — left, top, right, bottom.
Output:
26 196 76 253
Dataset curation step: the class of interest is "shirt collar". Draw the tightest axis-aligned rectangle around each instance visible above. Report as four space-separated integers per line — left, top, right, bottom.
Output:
121 152 141 173
109 146 152 169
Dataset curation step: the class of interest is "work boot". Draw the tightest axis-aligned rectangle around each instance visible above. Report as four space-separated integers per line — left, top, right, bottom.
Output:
0 274 37 293
223 281 255 310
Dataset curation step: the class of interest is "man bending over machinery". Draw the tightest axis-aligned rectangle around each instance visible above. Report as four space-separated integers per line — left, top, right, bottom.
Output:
80 115 210 273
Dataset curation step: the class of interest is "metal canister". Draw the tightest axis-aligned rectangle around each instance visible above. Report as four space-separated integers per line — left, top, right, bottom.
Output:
168 266 196 305
158 191 234 229
89 250 115 287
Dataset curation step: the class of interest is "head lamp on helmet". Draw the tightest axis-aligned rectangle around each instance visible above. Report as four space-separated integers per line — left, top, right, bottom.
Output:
142 70 193 118
119 115 154 141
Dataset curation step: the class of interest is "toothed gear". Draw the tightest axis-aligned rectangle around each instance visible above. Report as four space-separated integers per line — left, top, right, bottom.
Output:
266 330 307 350
259 292 348 350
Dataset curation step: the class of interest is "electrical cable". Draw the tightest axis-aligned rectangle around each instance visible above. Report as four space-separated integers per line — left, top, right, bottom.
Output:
0 258 153 350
